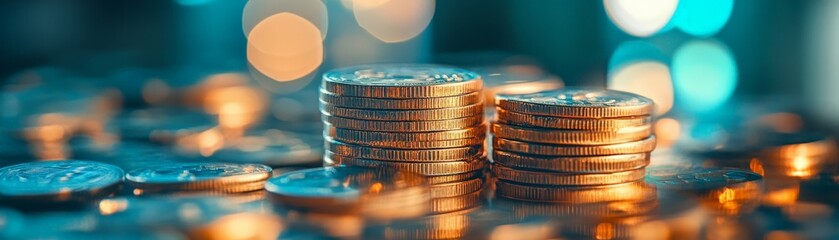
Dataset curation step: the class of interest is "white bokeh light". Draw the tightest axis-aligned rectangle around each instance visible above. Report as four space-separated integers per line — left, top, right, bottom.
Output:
604 0 679 37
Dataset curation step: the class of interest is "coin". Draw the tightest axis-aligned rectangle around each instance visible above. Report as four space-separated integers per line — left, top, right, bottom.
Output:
492 164 646 186
495 88 654 118
326 138 483 162
0 160 123 204
125 162 272 194
496 108 651 130
426 171 484 185
430 178 484 198
491 122 652 145
646 166 763 191
495 180 656 203
321 102 484 121
325 154 487 176
325 124 486 142
492 151 650 173
320 89 483 110
382 207 478 240
323 115 484 132
322 64 483 98
492 136 657 156
494 197 659 219
328 135 484 150
264 166 429 216
430 190 483 214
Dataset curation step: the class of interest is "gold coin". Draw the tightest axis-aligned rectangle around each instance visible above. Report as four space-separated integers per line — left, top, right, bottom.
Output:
492 151 649 173
320 89 483 110
322 64 483 98
327 135 484 150
321 102 484 121
494 180 656 203
495 88 654 118
325 154 487 176
493 136 657 156
430 190 483 214
125 163 272 193
325 124 486 142
492 164 646 186
491 122 652 145
326 138 484 162
426 171 483 185
323 115 484 132
498 198 659 219
130 181 268 195
496 108 651 130
430 178 484 198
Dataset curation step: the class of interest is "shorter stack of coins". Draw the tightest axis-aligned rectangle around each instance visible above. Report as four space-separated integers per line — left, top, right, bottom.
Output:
320 64 487 212
490 88 656 201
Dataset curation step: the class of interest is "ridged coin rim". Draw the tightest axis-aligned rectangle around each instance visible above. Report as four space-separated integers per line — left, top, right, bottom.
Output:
325 124 486 142
492 151 650 173
323 115 484 132
494 180 656 203
326 138 484 162
491 122 652 145
325 154 487 176
430 178 484 198
321 102 484 121
492 164 646 186
496 108 652 130
492 136 657 156
320 89 483 110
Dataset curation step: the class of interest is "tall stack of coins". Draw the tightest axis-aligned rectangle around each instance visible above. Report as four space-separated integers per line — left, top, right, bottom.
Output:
491 88 656 200
320 64 488 206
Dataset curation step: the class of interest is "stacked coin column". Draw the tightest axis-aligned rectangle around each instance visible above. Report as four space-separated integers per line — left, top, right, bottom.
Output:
490 88 657 201
320 64 487 214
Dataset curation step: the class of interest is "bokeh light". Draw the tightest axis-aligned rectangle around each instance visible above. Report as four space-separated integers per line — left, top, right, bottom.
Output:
608 40 673 115
672 0 733 37
672 40 737 112
247 12 323 82
242 0 328 39
353 0 435 43
603 0 679 37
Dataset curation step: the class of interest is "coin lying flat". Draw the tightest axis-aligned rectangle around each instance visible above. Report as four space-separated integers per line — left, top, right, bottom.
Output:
0 160 123 204
492 151 649 173
496 108 651 130
323 115 484 132
125 162 272 194
329 135 484 150
320 89 483 110
495 88 654 118
325 124 486 142
326 138 483 162
325 153 487 176
492 164 646 186
646 166 763 191
491 122 652 145
264 166 430 217
321 102 484 121
322 64 482 98
492 136 657 156
495 180 656 203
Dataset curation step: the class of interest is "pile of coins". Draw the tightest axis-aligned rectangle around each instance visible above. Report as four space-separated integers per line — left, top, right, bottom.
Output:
319 64 488 212
490 88 657 200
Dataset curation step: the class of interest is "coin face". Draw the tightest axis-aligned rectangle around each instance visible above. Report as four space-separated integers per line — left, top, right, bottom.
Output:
646 166 763 191
0 160 123 196
498 88 652 108
265 166 426 200
496 88 654 118
126 162 271 184
324 64 478 87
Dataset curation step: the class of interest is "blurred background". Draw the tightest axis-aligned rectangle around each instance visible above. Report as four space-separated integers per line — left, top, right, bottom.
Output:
1 0 838 160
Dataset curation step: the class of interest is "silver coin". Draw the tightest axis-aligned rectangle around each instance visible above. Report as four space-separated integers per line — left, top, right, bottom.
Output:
497 88 652 108
646 166 763 191
323 64 479 87
125 162 272 184
0 160 123 197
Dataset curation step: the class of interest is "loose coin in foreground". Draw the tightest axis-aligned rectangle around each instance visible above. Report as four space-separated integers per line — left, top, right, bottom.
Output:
646 166 763 191
0 160 123 204
322 64 483 98
492 151 650 173
265 166 430 217
492 164 646 186
325 153 487 176
496 108 651 130
491 122 652 145
495 88 654 118
493 136 657 156
125 162 272 194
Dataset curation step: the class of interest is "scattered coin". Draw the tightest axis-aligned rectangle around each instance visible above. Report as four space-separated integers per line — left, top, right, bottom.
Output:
125 162 272 194
646 166 763 191
0 160 123 205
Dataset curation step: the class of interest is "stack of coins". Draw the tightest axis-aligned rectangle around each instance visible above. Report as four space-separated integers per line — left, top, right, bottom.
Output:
491 88 656 200
319 64 488 207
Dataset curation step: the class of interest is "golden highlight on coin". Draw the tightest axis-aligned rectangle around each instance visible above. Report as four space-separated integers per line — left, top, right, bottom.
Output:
326 138 484 162
320 89 483 110
492 136 657 156
325 124 486 142
325 154 487 176
321 102 484 121
495 180 656 203
323 115 484 132
491 122 652 145
492 164 646 186
492 151 650 173
496 108 652 130
495 88 654 118
322 64 483 98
